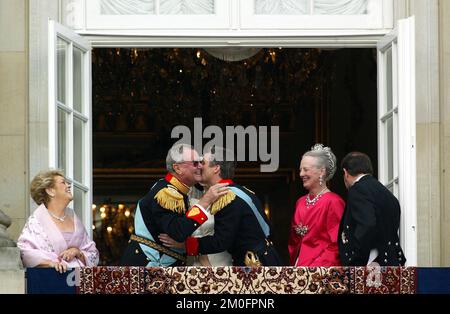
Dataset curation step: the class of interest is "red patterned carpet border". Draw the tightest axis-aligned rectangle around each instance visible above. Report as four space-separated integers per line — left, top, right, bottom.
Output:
350 266 416 294
77 266 145 294
76 266 416 294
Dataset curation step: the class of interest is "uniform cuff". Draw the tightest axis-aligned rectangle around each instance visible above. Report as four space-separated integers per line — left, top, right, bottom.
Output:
185 205 208 226
185 236 199 256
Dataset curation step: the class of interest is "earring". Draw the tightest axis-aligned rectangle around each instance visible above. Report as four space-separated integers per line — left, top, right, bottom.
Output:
319 176 323 186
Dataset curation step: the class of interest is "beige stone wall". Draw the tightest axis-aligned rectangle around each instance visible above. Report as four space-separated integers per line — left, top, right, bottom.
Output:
440 0 450 266
0 0 28 241
412 0 441 266
394 0 442 266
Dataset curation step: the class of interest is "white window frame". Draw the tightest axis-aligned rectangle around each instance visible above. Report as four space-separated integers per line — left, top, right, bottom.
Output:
240 0 393 31
377 16 417 265
64 0 392 36
84 0 231 30
48 20 93 236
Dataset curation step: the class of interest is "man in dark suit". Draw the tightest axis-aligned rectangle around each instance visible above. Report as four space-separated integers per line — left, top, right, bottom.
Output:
338 152 406 266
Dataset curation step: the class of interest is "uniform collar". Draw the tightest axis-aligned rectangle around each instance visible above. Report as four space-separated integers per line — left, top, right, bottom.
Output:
165 173 190 195
218 179 233 185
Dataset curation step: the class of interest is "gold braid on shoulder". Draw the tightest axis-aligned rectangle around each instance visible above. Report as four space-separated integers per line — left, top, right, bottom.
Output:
210 190 236 215
154 185 186 214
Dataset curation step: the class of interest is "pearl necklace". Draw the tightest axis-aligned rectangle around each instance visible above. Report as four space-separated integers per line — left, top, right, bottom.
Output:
48 210 66 222
305 188 328 208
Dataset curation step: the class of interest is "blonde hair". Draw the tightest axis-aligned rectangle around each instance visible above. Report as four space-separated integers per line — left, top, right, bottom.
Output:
30 169 65 206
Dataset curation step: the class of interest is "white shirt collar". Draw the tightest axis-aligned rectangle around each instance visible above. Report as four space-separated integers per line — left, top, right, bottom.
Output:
352 174 369 186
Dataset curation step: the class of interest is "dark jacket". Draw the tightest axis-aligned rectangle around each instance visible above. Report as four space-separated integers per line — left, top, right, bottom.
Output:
121 178 200 266
338 175 406 266
195 183 282 266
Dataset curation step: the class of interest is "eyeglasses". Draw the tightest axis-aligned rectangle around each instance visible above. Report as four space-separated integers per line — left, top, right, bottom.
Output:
177 160 205 167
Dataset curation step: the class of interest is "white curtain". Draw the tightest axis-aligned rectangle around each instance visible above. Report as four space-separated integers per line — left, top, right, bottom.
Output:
100 0 154 15
255 0 368 15
255 0 308 15
314 0 368 15
159 0 214 14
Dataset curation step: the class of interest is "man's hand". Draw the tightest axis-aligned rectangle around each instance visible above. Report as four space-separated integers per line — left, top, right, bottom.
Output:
198 255 212 266
159 233 185 249
197 183 229 209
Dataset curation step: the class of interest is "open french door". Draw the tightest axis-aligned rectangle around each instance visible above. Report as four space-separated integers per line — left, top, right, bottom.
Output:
377 16 417 265
48 20 93 237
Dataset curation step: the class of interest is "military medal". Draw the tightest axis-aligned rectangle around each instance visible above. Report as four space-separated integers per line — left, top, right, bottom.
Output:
341 231 348 244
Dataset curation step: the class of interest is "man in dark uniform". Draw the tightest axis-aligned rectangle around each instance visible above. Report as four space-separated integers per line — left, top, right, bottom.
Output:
120 143 228 266
160 147 283 266
338 152 406 266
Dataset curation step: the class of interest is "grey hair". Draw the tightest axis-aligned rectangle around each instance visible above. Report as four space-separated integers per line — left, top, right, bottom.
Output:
207 146 236 179
302 143 337 181
166 143 195 173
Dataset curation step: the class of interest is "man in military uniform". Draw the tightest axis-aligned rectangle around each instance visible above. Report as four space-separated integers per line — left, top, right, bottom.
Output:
120 143 228 266
160 147 283 266
338 152 406 266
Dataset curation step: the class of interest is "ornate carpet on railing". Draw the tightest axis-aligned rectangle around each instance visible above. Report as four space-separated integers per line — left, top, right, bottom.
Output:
75 266 416 294
349 267 416 294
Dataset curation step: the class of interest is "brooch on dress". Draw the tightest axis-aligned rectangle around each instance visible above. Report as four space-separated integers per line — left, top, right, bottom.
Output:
294 223 309 237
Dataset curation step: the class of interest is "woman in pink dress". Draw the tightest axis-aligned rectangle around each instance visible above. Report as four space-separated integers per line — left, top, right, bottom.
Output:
288 144 345 266
17 170 99 273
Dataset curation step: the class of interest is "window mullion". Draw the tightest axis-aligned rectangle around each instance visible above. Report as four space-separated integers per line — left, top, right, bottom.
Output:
67 42 74 182
72 180 89 192
73 110 88 122
57 101 72 113
84 48 93 236
48 29 58 168
155 0 160 15
380 110 394 122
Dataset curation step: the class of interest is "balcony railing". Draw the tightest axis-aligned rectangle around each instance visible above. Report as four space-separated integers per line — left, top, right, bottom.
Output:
25 266 450 294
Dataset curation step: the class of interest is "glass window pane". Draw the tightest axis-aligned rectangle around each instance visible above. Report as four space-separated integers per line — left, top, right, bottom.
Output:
73 186 85 222
255 0 308 15
73 47 84 114
387 116 394 181
160 0 214 14
386 47 393 112
57 109 67 171
74 117 85 184
314 0 369 15
101 0 154 15
57 38 68 104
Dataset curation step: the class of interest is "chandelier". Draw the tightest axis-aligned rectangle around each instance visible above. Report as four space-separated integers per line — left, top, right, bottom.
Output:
203 47 263 62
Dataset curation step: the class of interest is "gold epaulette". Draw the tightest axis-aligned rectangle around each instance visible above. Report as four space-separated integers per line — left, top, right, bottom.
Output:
210 190 236 215
154 185 185 214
